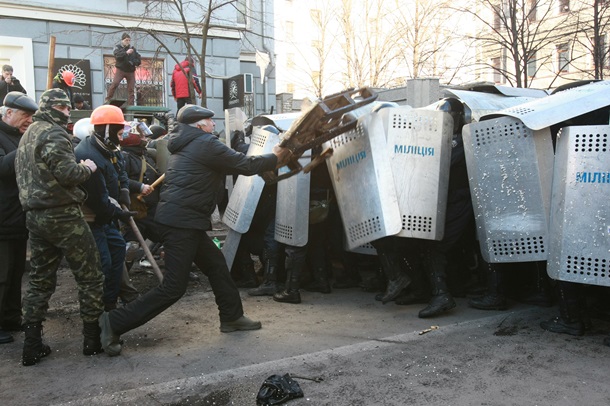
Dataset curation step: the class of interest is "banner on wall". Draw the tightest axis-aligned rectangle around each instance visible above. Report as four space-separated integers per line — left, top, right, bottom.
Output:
53 58 92 107
223 74 244 110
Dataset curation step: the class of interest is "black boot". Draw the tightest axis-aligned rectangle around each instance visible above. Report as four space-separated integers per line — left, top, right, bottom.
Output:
378 251 411 304
540 281 584 336
83 321 103 356
395 266 429 306
234 262 258 288
468 262 507 310
304 267 331 293
22 323 52 366
248 260 279 296
273 248 303 304
419 254 456 318
514 261 554 307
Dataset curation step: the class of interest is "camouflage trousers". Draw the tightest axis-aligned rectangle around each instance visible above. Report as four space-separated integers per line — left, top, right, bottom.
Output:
24 205 104 324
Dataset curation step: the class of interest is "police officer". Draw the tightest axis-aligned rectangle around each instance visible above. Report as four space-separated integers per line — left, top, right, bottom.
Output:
15 89 112 365
101 105 291 354
0 92 37 344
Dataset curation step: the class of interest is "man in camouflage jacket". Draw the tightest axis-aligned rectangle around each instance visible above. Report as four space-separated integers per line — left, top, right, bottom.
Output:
15 89 115 366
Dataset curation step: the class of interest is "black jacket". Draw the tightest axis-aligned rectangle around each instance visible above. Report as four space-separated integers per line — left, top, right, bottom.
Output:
0 77 27 106
74 135 129 225
113 44 141 73
121 146 161 208
155 123 277 231
0 120 26 239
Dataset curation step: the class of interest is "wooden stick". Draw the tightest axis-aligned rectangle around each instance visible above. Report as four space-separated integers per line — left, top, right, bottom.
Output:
121 204 163 282
137 173 165 201
47 36 56 89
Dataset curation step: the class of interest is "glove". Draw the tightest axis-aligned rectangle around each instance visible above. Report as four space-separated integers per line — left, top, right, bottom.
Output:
119 188 131 208
115 209 138 223
230 130 246 150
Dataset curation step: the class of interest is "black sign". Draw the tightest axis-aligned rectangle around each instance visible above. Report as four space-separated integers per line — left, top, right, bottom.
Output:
53 58 92 108
223 74 244 110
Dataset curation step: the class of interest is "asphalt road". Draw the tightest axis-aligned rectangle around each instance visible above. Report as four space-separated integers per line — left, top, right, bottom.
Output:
1 268 609 406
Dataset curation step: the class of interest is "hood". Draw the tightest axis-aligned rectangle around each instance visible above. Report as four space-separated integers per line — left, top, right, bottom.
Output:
167 123 201 153
173 60 191 73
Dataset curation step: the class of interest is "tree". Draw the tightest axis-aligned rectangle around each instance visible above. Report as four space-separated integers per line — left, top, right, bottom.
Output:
460 0 575 88
570 0 610 80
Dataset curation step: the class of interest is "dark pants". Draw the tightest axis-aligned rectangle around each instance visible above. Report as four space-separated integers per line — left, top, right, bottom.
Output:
90 223 126 307
106 69 136 105
109 225 244 335
0 239 27 327
176 97 193 114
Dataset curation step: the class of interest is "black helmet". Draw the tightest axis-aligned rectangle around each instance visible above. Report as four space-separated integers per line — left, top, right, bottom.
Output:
3 91 37 113
177 104 214 124
436 98 465 133
149 124 167 139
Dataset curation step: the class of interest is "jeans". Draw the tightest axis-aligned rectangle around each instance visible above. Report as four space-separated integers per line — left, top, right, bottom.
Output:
90 223 126 308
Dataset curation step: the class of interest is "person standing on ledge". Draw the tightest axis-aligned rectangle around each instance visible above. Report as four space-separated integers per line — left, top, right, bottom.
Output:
105 33 141 106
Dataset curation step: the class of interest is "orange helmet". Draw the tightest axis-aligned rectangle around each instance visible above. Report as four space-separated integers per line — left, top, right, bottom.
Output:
90 105 126 125
61 70 75 87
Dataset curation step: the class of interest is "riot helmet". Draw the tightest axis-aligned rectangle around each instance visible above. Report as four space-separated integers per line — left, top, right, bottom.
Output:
90 105 127 150
436 97 465 134
73 117 93 141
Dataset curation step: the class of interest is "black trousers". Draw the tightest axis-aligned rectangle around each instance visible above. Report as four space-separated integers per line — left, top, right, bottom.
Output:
0 239 27 327
109 225 244 335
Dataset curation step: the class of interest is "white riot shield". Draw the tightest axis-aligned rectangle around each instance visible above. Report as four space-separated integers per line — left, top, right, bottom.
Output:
326 113 401 250
222 127 280 233
275 153 311 247
224 107 249 198
548 125 610 287
487 80 610 130
442 89 543 122
462 116 554 263
378 107 453 240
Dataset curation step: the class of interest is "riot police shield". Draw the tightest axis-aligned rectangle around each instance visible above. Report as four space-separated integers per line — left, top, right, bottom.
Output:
154 137 170 174
462 116 554 263
442 88 542 122
222 126 280 233
275 153 311 247
377 107 453 240
325 113 401 250
548 125 610 287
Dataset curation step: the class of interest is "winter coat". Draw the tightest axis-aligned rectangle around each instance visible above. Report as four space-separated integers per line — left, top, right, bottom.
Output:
155 123 277 231
15 111 92 211
0 77 27 106
0 120 26 239
113 44 141 73
121 145 161 208
74 135 129 225
171 60 202 99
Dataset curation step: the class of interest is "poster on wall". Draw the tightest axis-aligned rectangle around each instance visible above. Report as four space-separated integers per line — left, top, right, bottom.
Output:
223 74 244 110
53 58 92 108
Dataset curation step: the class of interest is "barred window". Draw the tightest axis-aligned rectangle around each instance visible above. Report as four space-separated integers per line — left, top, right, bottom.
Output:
104 56 166 107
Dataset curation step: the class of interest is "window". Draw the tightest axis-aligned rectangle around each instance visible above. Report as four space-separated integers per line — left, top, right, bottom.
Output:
492 3 502 30
557 43 570 72
559 0 569 13
492 56 504 83
286 53 295 68
527 54 537 77
528 0 537 22
104 55 165 106
237 0 249 25
285 21 294 41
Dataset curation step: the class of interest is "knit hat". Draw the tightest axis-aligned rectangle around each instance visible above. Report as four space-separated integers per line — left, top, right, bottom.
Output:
121 33 131 40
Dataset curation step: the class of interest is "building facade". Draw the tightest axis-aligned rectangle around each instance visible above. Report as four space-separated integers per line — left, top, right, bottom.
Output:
0 0 276 131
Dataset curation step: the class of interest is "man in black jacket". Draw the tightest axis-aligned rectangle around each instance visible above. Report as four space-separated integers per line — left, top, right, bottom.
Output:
101 105 291 353
106 33 141 106
0 92 37 344
0 65 27 105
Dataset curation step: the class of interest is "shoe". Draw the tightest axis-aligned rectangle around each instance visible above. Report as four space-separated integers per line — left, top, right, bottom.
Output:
220 316 262 333
98 312 122 356
248 281 278 296
540 316 584 337
125 241 143 263
139 257 152 268
273 289 302 304
0 329 13 344
468 294 508 311
418 293 457 318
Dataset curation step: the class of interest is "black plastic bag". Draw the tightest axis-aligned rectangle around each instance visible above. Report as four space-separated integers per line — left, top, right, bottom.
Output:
256 373 304 405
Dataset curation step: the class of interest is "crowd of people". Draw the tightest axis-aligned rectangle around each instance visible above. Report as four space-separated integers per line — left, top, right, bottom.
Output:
0 32 608 368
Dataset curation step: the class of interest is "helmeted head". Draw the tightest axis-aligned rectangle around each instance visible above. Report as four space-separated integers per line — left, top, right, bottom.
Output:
435 97 465 134
120 131 147 148
90 105 127 150
149 124 167 140
61 70 75 87
73 117 93 141
2 91 37 134
39 88 72 128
